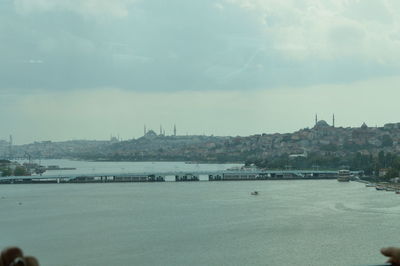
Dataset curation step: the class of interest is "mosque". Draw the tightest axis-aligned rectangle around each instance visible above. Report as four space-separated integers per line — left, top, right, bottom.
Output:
314 114 335 129
143 124 177 137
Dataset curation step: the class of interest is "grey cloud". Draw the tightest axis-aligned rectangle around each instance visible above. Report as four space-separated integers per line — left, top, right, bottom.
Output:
13 0 137 17
342 0 393 24
1 0 400 93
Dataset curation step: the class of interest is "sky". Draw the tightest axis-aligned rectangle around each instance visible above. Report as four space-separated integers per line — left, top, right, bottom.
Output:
2 0 400 144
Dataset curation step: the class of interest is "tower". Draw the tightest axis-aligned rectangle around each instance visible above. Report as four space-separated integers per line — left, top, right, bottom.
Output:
160 125 162 135
173 124 176 136
144 125 147 136
332 114 335 128
315 114 318 126
8 135 13 160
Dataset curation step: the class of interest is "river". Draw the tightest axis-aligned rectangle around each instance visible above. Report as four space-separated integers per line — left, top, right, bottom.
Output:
0 160 398 265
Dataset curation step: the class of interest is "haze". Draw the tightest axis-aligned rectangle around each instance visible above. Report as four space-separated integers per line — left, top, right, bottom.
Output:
2 0 400 144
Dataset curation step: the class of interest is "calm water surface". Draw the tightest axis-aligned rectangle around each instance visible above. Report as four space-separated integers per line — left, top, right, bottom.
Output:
1 162 399 266
35 159 242 176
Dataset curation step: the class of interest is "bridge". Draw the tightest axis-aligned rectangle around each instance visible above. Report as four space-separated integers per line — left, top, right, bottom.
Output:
0 170 362 184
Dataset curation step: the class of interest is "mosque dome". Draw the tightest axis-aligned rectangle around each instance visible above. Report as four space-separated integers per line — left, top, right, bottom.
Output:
315 120 330 128
361 122 368 129
144 130 158 137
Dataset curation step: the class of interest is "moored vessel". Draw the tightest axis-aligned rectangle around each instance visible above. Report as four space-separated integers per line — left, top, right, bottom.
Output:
337 169 351 182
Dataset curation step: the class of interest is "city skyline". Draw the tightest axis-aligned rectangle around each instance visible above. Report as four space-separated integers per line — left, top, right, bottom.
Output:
2 111 398 145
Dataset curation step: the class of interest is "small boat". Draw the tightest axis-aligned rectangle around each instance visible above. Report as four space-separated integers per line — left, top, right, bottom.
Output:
251 191 259 195
337 169 351 182
396 190 400 194
376 186 385 191
365 183 375 187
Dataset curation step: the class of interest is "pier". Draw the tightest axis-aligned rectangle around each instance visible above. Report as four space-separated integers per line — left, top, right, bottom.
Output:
0 170 362 184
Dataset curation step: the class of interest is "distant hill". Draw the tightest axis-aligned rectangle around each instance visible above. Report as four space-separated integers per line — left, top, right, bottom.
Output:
5 122 400 171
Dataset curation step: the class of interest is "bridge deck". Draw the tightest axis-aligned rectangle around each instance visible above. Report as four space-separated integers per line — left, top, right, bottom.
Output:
0 170 361 184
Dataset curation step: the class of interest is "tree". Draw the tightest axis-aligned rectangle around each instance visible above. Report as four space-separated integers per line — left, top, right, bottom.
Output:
382 135 393 147
13 166 28 176
378 151 386 168
384 168 399 180
0 167 12 177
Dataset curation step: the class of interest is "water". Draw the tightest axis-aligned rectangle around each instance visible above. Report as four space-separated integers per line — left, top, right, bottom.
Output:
1 161 399 266
32 159 242 177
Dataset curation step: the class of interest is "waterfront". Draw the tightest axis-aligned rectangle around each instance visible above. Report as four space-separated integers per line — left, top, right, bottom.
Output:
5 159 344 184
0 175 399 265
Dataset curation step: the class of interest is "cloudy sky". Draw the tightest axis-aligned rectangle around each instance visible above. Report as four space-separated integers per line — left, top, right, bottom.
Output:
2 0 400 143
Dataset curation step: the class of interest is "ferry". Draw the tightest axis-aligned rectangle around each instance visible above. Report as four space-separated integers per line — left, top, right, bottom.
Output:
46 165 76 170
337 169 351 182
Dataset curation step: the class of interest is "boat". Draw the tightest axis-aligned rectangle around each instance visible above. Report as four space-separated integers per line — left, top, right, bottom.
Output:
376 186 385 191
46 165 76 170
365 183 375 187
337 169 351 182
251 191 259 195
396 190 400 194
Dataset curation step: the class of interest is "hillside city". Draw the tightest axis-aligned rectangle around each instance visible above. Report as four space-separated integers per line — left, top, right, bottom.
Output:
3 118 400 178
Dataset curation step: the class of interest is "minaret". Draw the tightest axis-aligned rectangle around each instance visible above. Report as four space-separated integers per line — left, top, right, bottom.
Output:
173 124 176 136
332 114 335 128
160 125 162 135
144 125 147 136
315 114 318 126
8 135 13 159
